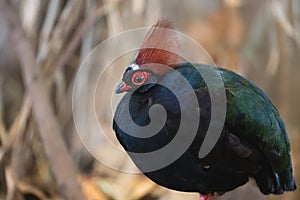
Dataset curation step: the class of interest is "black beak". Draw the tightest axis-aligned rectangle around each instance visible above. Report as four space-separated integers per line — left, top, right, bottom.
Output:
115 81 132 94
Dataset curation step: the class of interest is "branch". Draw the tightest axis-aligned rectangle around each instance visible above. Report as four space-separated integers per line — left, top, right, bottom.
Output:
0 95 30 165
43 0 84 74
46 5 107 77
0 1 84 199
48 0 122 78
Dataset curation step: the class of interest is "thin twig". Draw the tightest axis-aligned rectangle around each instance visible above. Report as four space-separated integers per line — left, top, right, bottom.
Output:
5 167 19 200
267 6 280 75
37 0 62 63
80 0 97 61
47 0 122 79
19 0 45 40
17 180 47 200
6 165 48 200
0 1 84 199
0 95 30 165
271 0 293 38
0 78 7 143
106 0 124 35
43 0 84 73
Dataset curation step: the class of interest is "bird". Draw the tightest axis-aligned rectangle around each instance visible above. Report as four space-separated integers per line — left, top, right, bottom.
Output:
113 19 296 200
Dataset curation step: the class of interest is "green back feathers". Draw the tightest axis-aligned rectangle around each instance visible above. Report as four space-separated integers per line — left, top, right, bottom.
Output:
174 63 292 172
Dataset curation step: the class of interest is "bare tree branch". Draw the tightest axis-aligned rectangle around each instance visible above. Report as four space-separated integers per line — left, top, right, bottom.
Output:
37 0 62 63
43 0 84 73
48 7 105 77
0 95 30 165
0 1 84 199
49 0 122 78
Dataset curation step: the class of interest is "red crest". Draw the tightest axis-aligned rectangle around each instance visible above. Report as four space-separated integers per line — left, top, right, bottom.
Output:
135 19 180 74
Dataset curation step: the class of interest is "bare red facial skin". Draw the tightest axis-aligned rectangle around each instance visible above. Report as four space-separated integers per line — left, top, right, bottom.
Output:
115 81 132 94
121 84 132 91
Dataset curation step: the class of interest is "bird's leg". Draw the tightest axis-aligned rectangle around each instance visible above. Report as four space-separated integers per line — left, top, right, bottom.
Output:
200 193 212 200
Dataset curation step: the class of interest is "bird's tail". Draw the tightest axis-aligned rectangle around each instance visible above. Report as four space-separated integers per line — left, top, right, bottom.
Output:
255 165 296 195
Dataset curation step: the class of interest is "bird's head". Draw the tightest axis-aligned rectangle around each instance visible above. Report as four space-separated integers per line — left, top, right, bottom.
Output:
115 64 158 93
115 19 180 94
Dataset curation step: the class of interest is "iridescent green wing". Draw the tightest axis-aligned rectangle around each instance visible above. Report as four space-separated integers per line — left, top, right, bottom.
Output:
220 67 291 173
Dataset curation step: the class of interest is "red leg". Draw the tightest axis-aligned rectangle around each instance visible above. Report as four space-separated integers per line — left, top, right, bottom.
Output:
200 193 212 200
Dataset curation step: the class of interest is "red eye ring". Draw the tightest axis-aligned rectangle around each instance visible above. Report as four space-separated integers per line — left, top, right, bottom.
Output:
131 71 151 86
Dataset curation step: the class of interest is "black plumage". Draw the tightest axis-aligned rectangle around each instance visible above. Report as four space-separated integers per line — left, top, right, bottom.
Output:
112 20 296 199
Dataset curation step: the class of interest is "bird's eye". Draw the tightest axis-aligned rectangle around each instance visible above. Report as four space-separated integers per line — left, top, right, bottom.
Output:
134 75 144 83
131 71 150 86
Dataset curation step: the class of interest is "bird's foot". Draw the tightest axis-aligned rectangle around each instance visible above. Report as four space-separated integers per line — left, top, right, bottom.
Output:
200 193 212 200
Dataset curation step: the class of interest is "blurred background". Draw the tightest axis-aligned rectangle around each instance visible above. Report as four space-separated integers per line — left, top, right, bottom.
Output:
0 0 299 199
